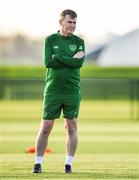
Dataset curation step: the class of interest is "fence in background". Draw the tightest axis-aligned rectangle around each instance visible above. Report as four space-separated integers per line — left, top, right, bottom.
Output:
0 78 139 120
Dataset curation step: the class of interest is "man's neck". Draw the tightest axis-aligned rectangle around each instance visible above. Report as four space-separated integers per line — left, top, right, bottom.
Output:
59 30 71 37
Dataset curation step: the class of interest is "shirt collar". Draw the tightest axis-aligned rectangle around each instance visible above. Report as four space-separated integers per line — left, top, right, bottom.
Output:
57 30 73 39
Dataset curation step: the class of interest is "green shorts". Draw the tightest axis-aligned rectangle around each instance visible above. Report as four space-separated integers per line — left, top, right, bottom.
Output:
42 94 81 120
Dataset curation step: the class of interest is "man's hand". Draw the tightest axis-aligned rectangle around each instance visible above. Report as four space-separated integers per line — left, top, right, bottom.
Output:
73 51 85 58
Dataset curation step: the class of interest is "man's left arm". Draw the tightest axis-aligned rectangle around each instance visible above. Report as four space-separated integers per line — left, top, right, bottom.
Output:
54 39 85 68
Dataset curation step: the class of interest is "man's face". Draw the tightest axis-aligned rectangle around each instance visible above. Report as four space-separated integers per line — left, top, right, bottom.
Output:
59 15 77 35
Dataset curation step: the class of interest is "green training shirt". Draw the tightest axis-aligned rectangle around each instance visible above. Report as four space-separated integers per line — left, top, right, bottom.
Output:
44 31 85 95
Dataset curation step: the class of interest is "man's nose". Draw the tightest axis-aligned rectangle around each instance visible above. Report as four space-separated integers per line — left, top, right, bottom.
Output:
71 22 76 27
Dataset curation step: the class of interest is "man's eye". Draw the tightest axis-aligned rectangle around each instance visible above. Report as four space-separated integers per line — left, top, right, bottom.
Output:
68 21 76 24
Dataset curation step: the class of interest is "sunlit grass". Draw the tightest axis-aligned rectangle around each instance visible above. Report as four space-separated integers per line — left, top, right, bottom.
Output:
0 122 139 179
0 100 135 122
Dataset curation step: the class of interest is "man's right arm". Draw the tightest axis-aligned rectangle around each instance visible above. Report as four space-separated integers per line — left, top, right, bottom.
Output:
44 37 67 69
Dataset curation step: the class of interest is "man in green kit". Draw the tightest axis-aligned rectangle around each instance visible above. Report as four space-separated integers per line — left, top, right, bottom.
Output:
33 9 85 173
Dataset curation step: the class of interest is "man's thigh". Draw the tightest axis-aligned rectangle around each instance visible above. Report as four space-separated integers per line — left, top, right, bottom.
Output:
43 94 62 120
63 94 81 119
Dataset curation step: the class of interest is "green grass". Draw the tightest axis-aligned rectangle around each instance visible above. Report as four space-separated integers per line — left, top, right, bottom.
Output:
0 100 139 179
0 122 139 179
0 66 44 79
0 100 137 122
81 65 139 79
0 65 139 79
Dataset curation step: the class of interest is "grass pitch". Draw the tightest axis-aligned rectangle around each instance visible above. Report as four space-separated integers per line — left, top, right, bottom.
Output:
0 100 136 122
0 100 139 179
0 122 139 179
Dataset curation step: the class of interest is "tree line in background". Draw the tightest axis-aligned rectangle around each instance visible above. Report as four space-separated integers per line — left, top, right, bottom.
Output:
0 33 88 66
0 34 43 65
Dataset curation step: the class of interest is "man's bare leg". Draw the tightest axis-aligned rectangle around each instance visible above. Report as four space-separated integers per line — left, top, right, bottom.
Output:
64 118 78 172
33 119 54 173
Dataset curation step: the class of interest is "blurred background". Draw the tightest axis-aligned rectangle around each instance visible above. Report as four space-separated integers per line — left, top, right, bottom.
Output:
0 0 139 122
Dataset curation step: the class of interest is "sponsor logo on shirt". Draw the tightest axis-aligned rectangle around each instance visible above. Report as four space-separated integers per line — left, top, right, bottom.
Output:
69 44 77 51
53 45 59 49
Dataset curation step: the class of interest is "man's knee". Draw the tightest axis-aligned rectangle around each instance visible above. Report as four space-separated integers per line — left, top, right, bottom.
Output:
65 119 77 135
40 120 54 136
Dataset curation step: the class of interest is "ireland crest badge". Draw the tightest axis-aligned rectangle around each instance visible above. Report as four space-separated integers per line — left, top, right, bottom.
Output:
69 44 77 51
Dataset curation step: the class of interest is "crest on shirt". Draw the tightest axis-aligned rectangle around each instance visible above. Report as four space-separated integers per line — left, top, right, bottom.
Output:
69 44 77 51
